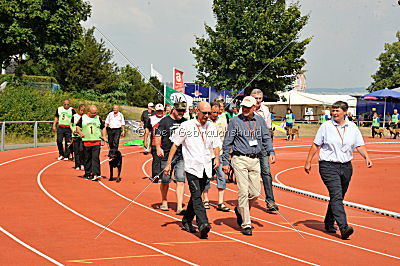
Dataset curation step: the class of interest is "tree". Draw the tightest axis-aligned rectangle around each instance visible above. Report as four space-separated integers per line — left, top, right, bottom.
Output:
0 0 91 69
191 0 311 96
52 27 119 95
369 31 400 91
119 65 164 107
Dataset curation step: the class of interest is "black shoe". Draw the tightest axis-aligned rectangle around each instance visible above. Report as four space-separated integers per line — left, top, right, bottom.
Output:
340 226 354 239
109 177 115 181
266 201 279 211
242 227 252 236
198 223 211 239
181 221 196 233
324 224 337 233
234 207 242 227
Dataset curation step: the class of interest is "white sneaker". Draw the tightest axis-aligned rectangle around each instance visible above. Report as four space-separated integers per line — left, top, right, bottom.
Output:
63 157 69 161
57 156 64 161
75 167 80 170
91 175 101 181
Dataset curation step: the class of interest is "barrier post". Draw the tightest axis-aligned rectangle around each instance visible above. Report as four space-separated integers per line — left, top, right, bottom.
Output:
1 122 5 151
34 121 38 148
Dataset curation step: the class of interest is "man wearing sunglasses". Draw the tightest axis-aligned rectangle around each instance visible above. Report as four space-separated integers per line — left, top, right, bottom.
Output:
155 102 187 214
52 99 76 161
76 105 107 181
165 101 221 239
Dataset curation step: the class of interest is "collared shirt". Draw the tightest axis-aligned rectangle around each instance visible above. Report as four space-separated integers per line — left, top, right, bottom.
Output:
314 120 364 163
105 112 125 129
170 119 221 179
254 104 272 129
221 114 275 165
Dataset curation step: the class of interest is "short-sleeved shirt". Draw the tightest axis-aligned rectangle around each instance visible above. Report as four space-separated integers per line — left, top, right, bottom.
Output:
105 112 125 129
55 107 76 127
141 110 155 123
145 114 165 146
314 120 364 163
170 119 222 179
76 116 105 147
155 116 186 158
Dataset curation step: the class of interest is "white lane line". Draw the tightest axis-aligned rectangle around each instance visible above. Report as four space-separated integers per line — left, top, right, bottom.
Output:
274 155 400 219
37 160 197 266
0 226 63 265
98 182 318 266
0 151 57 166
141 159 400 261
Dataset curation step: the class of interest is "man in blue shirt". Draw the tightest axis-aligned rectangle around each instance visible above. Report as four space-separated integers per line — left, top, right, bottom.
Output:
222 96 275 236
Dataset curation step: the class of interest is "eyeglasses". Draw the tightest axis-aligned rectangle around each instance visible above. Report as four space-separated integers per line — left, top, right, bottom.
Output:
176 109 186 112
254 97 262 100
200 111 212 115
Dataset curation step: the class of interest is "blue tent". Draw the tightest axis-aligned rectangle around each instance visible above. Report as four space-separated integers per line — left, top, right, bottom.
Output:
361 89 400 126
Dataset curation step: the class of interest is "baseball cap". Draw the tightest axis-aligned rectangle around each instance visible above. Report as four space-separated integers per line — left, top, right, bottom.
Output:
155 103 164 111
240 96 256 107
173 102 187 109
148 102 154 107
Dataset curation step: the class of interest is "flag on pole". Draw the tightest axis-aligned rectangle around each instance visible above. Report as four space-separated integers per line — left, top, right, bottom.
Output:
165 86 193 108
150 64 163 82
173 67 185 93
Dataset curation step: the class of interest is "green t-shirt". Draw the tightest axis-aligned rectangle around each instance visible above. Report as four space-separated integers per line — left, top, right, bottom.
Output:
71 114 82 137
285 113 294 123
372 117 380 127
57 106 73 126
319 115 327 124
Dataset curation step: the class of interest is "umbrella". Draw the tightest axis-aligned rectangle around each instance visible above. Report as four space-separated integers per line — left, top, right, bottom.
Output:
362 88 400 127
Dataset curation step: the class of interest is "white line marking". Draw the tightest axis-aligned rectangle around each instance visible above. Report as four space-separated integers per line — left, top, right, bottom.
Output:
140 159 400 260
0 151 57 166
37 160 197 266
0 226 63 265
98 182 318 265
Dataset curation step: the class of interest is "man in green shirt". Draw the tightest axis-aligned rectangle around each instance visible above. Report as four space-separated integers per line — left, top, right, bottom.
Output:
76 105 107 181
390 109 400 129
52 99 76 161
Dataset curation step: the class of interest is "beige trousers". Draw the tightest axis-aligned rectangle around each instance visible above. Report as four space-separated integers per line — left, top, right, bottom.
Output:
232 155 261 228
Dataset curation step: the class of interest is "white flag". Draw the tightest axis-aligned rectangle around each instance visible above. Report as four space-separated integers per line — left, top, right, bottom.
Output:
150 64 163 82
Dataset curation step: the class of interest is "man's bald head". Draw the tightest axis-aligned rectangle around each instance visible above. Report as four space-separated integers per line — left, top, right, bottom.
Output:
89 105 98 117
197 101 211 112
113 105 119 113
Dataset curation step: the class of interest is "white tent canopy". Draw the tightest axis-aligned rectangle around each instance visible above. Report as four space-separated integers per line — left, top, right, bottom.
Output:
264 90 357 120
392 87 400 92
266 90 357 107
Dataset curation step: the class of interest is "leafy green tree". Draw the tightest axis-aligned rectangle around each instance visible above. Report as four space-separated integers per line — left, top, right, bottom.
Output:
52 27 119 95
191 0 311 96
0 0 91 69
369 31 400 91
118 65 162 107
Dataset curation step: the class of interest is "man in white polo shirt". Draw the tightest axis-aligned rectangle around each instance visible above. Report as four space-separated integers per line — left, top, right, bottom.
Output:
305 101 372 240
105 105 125 150
165 101 221 239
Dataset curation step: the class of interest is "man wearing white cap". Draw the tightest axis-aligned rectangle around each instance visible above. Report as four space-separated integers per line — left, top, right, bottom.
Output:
144 104 166 181
222 96 275 236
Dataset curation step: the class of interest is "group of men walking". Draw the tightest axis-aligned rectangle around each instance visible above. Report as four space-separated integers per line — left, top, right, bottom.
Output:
53 99 125 181
144 89 278 237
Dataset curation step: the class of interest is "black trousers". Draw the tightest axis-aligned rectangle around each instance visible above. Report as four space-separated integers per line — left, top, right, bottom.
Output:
83 145 101 176
182 171 209 227
319 161 352 231
73 137 84 168
150 145 162 178
57 127 72 158
107 128 122 150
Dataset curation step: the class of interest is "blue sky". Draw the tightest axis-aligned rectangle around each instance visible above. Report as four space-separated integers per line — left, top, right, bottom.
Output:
84 0 400 89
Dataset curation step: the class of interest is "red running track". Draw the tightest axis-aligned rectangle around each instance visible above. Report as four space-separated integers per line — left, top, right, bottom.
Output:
0 141 399 265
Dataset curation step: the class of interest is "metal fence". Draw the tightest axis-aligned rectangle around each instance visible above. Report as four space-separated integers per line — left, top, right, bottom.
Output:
0 120 144 151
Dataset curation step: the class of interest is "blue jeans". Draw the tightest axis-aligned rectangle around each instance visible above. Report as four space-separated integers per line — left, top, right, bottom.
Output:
205 156 226 190
260 153 275 203
160 157 186 184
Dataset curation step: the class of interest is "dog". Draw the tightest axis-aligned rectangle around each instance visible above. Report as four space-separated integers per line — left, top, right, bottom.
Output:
285 126 300 141
386 125 400 139
372 127 385 138
269 127 275 140
108 149 122 182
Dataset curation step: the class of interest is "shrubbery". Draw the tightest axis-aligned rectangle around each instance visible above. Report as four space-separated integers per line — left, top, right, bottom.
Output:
0 83 113 139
